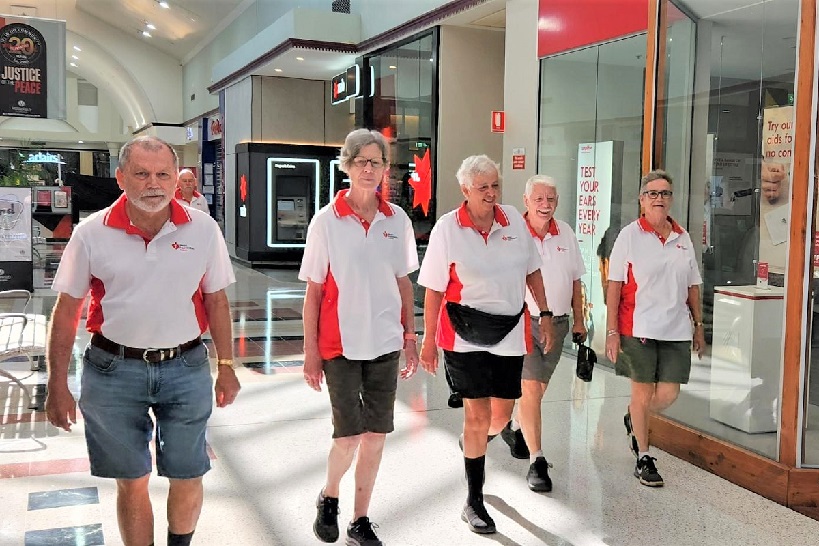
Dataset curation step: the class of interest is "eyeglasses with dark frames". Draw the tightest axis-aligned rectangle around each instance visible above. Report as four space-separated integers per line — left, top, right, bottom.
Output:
641 190 673 199
352 157 386 169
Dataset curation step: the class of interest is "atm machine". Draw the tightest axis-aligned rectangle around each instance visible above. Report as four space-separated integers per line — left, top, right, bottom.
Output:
235 142 339 263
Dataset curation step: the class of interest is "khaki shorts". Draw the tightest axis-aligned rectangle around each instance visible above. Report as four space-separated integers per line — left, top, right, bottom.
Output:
522 315 571 383
615 336 691 384
323 351 400 438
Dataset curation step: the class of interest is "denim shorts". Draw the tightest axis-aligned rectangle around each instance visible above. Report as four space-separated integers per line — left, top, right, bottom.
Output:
323 351 400 438
79 342 213 479
523 315 571 383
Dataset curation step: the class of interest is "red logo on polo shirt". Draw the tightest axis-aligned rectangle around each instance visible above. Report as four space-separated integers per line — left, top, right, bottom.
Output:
382 231 397 239
676 243 688 250
171 241 195 251
557 246 568 252
502 235 518 241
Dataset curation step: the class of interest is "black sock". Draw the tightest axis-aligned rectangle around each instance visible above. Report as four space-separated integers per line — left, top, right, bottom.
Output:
464 455 485 506
168 530 195 546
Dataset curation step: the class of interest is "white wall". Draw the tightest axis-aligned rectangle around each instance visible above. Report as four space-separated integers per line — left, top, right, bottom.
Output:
437 25 505 218
354 0 451 41
501 0 539 213
224 77 256 251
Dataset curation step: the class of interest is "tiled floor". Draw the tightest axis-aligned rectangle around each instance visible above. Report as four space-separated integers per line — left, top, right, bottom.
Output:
2 262 819 545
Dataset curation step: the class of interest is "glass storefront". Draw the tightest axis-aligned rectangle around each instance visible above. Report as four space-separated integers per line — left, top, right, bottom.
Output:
538 0 803 463
360 29 438 242
537 34 646 359
0 148 111 187
657 0 799 461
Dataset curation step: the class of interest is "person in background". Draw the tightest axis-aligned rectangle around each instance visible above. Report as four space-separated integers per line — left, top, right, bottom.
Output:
301 128 419 546
176 168 210 214
605 169 704 487
45 136 240 546
418 155 552 535
500 175 586 492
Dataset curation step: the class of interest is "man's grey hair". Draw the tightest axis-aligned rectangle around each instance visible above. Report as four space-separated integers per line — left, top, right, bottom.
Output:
456 155 501 189
178 168 195 179
339 128 390 173
640 169 673 192
525 174 558 197
119 136 179 171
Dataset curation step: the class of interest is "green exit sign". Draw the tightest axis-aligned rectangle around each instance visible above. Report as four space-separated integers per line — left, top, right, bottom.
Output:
415 142 429 148
788 93 794 105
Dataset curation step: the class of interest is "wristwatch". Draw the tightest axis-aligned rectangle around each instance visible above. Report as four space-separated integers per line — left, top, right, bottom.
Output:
217 358 235 369
539 309 553 318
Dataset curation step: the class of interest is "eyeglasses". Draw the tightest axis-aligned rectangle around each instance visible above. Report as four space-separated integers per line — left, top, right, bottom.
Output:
352 157 386 169
642 190 673 199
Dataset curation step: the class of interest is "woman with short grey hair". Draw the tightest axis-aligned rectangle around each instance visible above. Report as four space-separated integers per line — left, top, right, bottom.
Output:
300 128 419 546
418 154 553 535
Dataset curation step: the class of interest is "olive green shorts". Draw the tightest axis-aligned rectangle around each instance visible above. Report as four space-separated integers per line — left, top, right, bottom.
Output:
615 336 692 384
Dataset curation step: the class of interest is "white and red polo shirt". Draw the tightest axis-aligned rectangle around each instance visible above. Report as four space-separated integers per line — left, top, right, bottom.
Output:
608 216 702 341
417 202 541 356
298 190 418 361
51 194 235 348
524 215 585 317
174 188 210 214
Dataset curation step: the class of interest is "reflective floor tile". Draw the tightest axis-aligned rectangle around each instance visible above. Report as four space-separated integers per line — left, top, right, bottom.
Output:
28 487 99 511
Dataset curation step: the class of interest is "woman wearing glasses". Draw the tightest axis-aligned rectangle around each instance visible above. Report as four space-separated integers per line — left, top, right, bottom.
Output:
300 128 419 546
604 169 704 487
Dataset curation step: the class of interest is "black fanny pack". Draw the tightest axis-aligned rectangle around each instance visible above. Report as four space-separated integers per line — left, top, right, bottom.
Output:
445 301 525 346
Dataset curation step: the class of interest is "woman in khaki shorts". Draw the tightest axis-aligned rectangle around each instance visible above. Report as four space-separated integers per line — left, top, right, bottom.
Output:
605 170 705 487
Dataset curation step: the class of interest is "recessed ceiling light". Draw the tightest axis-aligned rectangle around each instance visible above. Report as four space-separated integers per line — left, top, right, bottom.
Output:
78 140 84 144
159 1 170 8
389 65 396 69
71 55 78 60
69 62 77 67
142 31 152 37
146 23 156 30
73 45 81 51
296 57 304 61
274 68 282 73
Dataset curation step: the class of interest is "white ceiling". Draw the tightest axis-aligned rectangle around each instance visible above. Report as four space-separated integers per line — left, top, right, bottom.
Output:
74 0 249 61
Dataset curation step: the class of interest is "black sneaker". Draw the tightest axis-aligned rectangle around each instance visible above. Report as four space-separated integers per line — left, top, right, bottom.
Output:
313 491 339 543
500 421 529 459
634 455 664 487
346 517 383 546
461 502 496 534
623 410 639 458
526 456 553 492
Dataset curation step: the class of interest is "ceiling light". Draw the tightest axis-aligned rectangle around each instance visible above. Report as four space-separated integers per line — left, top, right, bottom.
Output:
296 57 304 61
71 55 78 60
274 68 282 73
142 30 152 37
158 1 170 8
78 141 84 144
146 23 156 30
73 45 81 51
389 65 396 69
69 62 77 67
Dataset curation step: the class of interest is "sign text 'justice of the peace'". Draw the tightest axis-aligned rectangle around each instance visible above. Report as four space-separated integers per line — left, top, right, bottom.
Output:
577 166 601 234
0 66 41 94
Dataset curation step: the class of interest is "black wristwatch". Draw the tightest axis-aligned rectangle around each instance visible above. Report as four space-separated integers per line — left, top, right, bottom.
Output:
539 309 553 318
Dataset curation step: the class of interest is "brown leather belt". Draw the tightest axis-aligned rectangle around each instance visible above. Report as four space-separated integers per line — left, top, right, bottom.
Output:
91 333 203 363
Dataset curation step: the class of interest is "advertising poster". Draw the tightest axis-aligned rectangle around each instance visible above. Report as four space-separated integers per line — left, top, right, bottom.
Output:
0 14 65 119
0 187 31 261
576 141 622 357
759 105 794 275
